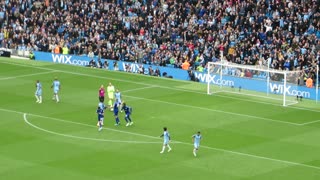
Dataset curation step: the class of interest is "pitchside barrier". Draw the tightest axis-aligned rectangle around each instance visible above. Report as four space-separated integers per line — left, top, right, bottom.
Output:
32 51 318 101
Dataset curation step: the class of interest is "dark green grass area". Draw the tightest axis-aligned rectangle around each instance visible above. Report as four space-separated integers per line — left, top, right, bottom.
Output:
1 57 320 180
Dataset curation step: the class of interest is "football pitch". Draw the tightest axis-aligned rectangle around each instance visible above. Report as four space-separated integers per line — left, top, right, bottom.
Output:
1 57 320 180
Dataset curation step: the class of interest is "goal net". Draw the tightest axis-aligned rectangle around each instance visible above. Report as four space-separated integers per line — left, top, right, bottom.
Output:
207 61 302 106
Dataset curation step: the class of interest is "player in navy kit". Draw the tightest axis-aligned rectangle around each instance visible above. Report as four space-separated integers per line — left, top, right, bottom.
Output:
113 99 120 126
121 102 133 126
96 106 104 131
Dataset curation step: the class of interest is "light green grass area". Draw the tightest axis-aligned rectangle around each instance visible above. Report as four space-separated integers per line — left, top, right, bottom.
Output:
1 57 320 180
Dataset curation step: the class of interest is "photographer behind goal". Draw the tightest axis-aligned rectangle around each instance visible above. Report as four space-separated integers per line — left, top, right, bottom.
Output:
188 70 199 82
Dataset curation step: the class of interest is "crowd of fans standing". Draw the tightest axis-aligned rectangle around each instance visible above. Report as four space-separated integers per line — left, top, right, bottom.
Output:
0 0 319 83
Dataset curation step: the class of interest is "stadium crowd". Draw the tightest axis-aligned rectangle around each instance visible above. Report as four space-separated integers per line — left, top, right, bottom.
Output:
0 0 319 82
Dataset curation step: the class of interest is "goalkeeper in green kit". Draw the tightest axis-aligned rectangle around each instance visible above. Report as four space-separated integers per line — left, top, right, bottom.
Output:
107 82 115 111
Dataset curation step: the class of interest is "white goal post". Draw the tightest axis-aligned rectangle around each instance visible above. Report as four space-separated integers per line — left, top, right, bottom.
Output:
207 61 305 106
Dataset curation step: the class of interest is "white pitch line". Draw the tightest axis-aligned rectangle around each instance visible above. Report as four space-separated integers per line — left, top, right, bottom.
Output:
0 107 319 171
0 62 306 126
299 119 320 126
23 113 160 144
1 61 318 126
124 95 301 126
0 70 57 80
0 107 160 140
15 110 320 171
2 60 320 114
122 86 157 93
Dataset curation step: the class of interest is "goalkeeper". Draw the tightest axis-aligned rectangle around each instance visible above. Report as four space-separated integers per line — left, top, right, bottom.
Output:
107 82 115 110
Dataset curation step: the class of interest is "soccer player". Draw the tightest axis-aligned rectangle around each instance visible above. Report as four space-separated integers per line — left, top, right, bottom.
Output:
115 89 122 111
160 127 172 153
98 85 105 103
51 77 61 103
35 80 42 103
192 131 202 157
121 102 133 126
97 102 106 126
107 82 115 110
96 106 104 131
113 99 120 126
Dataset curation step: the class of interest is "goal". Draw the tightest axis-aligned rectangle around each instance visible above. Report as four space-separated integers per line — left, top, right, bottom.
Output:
207 61 302 106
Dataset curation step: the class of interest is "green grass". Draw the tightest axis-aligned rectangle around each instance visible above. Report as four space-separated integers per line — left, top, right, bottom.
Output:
1 57 320 179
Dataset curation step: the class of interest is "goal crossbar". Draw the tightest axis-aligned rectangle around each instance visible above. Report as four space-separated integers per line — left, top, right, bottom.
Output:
207 61 301 107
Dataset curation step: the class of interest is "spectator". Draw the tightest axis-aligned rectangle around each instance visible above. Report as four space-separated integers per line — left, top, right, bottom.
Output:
1 0 319 89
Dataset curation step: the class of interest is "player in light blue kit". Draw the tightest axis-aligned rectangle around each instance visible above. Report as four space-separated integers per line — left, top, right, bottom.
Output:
160 127 172 153
51 77 61 103
35 80 42 103
115 89 122 111
192 131 202 157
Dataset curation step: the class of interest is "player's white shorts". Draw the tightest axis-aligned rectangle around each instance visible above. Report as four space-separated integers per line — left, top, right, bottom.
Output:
116 99 122 104
54 88 59 94
194 143 200 149
35 90 42 96
163 139 169 145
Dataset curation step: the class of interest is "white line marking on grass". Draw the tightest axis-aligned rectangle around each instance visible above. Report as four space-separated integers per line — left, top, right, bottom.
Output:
23 113 160 144
1 61 317 125
124 95 301 126
0 107 319 171
0 62 307 125
177 142 320 171
122 86 157 93
2 60 320 114
299 119 320 126
0 107 159 140
0 70 57 80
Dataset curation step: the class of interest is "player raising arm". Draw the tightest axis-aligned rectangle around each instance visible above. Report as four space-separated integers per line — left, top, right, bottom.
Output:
121 102 133 126
160 127 172 153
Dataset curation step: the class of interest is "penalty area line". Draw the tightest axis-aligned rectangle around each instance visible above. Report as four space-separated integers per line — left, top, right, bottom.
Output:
23 113 161 144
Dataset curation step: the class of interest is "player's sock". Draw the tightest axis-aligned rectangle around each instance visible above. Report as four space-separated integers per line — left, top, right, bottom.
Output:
167 145 172 152
160 146 166 153
116 117 120 124
125 117 129 123
52 95 55 100
128 117 132 122
115 117 120 125
56 95 59 102
35 95 39 102
39 96 42 103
